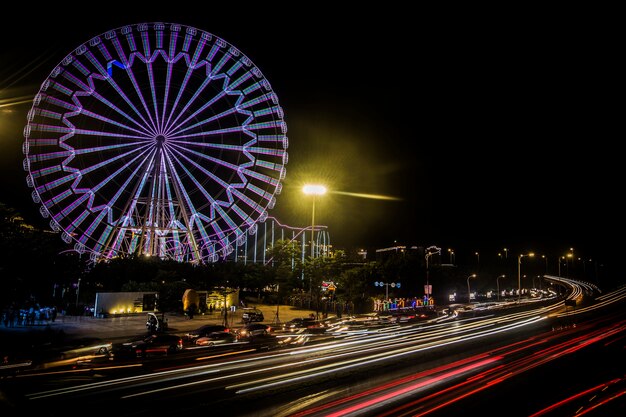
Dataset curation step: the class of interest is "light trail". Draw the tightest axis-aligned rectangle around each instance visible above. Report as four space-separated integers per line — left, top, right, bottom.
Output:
22 278 625 416
330 190 403 201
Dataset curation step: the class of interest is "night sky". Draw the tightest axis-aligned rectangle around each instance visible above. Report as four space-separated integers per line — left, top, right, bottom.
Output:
0 7 620 277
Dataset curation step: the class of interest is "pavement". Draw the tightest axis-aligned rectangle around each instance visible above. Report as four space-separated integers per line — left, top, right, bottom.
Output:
0 304 319 356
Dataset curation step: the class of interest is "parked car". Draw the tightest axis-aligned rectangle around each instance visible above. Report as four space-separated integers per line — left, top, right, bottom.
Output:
242 308 264 323
195 331 237 347
113 334 183 358
185 324 229 342
236 323 271 340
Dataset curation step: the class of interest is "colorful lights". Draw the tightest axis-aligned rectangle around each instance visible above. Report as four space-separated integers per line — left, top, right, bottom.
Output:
23 23 288 262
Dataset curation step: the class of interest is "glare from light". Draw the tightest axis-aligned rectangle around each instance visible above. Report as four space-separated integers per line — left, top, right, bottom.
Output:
331 190 402 201
302 184 327 195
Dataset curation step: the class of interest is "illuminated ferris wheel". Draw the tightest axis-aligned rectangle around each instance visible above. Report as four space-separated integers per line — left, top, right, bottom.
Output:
22 23 288 263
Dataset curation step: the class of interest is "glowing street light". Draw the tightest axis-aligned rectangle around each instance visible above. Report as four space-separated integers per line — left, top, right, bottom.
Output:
467 274 477 304
496 274 505 301
517 252 534 302
302 184 327 258
448 248 455 265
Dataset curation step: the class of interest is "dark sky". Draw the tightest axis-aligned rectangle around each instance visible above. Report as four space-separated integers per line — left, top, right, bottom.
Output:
0 6 620 275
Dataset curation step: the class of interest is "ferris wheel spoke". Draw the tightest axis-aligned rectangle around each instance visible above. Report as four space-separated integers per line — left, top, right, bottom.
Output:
166 143 238 191
162 66 197 134
137 29 162 133
114 29 159 133
163 89 227 137
79 145 154 192
102 149 158 255
77 208 109 247
162 76 216 136
107 37 158 135
107 148 159 254
121 63 160 135
145 61 162 133
159 30 180 131
168 104 246 138
168 137 250 156
59 70 154 137
165 146 257 240
168 139 284 160
78 108 153 137
136 30 161 133
167 140 285 185
165 162 240 257
160 61 174 134
161 149 218 260
72 129 150 142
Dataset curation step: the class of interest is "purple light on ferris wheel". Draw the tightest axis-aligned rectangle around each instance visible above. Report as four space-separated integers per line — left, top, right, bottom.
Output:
23 23 288 263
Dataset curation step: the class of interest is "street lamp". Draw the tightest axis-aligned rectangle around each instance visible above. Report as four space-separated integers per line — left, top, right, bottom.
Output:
565 253 573 276
496 274 505 301
425 246 441 300
503 248 508 259
467 274 477 304
447 248 455 265
475 252 480 271
75 277 81 308
302 184 327 259
303 184 327 303
517 252 534 302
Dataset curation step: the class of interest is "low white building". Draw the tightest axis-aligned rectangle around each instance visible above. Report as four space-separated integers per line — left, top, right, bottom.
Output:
94 292 158 316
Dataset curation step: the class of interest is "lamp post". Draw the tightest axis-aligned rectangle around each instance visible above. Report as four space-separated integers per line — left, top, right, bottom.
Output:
503 248 508 259
541 255 548 275
448 248 455 265
302 184 327 259
75 277 81 308
496 274 505 301
517 252 534 302
565 253 573 277
425 246 441 299
467 274 477 304
302 184 327 302
475 252 480 271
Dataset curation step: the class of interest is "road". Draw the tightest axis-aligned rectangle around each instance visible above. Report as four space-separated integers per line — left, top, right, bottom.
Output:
1 276 624 416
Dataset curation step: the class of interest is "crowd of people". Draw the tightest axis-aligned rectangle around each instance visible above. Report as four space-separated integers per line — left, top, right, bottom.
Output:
2 304 58 327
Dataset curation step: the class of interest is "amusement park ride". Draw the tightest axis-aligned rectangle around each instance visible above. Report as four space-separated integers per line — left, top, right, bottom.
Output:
21 22 328 265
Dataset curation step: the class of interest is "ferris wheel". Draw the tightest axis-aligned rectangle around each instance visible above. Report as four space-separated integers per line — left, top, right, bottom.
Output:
22 23 288 263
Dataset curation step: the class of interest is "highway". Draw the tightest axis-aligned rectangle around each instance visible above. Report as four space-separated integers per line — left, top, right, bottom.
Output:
1 276 624 416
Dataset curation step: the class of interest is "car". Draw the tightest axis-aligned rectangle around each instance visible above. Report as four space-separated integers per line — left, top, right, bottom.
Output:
246 333 280 351
195 331 237 346
236 323 271 340
241 308 264 323
113 334 183 358
185 324 229 342
282 317 326 333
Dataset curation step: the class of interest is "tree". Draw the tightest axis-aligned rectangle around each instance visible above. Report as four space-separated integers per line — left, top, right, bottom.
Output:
336 262 380 313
